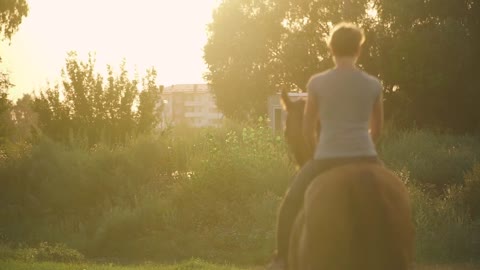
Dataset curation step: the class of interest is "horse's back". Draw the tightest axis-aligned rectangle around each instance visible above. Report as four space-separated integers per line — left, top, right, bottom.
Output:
290 163 414 270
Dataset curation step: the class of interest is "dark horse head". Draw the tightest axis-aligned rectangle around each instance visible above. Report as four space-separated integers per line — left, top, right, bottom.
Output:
280 90 315 167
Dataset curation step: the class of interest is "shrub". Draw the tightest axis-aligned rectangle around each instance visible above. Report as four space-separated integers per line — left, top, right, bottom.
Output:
86 124 291 263
380 129 480 189
409 184 476 262
1 125 480 264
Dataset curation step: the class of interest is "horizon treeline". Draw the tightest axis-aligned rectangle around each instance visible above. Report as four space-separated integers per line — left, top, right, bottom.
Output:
1 52 164 146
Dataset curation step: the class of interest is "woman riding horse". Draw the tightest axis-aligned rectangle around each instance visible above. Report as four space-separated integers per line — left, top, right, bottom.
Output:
267 23 414 270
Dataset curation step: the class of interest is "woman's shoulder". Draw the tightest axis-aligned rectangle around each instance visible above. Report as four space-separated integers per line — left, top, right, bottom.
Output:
307 69 334 87
311 69 335 79
358 70 382 85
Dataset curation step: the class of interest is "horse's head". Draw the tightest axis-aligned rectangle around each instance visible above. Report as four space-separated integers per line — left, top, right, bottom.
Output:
281 90 314 167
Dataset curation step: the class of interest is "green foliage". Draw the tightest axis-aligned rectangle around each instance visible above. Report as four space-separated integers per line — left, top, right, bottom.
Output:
204 0 286 120
409 184 476 263
205 0 480 132
376 0 480 132
0 0 29 41
30 52 164 145
1 126 480 264
138 69 163 133
204 0 374 120
0 71 15 143
0 90 13 142
380 129 480 189
461 164 480 220
0 0 27 133
0 123 290 263
33 242 85 263
86 123 291 263
9 94 38 142
0 242 84 263
0 135 174 249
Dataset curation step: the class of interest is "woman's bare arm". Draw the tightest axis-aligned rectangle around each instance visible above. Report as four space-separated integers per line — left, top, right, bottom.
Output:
303 95 319 150
370 91 384 143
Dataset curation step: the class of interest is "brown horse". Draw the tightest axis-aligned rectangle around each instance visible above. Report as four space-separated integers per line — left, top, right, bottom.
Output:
281 91 415 270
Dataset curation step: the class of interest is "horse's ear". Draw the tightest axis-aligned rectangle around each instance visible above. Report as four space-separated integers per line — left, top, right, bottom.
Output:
280 89 292 111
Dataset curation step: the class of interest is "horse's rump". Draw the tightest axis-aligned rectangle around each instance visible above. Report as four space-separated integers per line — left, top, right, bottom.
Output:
289 163 414 270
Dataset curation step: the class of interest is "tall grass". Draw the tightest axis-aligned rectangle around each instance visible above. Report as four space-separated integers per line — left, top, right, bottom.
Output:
0 124 479 264
380 129 480 189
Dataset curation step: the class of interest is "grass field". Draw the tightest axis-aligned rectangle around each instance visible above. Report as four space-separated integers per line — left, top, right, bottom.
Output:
0 259 239 270
0 260 478 270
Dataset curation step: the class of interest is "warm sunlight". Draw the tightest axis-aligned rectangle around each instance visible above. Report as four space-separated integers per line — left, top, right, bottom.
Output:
1 0 220 99
1 1 478 269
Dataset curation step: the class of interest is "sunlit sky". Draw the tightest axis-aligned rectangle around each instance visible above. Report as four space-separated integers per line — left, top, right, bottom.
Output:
1 0 220 100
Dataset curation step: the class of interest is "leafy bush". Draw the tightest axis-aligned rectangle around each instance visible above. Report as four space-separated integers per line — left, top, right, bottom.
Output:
410 185 476 262
380 129 480 189
88 123 291 263
0 135 173 245
0 126 479 264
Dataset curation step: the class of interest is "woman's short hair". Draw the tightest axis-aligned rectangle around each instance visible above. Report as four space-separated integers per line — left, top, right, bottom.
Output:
327 22 365 57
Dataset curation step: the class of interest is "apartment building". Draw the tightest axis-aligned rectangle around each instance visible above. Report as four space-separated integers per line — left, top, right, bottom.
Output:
161 84 224 127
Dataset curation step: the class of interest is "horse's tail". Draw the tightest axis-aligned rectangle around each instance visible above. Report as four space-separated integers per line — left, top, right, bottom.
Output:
303 163 414 270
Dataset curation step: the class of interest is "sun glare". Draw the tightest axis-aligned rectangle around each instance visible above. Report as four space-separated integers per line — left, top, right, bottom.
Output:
1 0 220 99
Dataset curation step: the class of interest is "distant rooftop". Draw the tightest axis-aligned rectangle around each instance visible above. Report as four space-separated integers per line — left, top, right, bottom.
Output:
163 84 210 93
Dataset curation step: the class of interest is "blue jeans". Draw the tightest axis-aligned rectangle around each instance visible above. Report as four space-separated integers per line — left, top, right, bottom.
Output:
275 156 381 260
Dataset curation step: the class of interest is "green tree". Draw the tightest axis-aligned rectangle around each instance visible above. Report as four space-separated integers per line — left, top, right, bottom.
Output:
11 94 38 142
32 52 164 145
0 0 29 142
374 0 480 132
205 0 373 120
62 52 98 142
204 0 286 120
137 68 163 133
33 85 72 142
0 73 13 142
0 0 29 41
205 0 480 132
113 61 138 141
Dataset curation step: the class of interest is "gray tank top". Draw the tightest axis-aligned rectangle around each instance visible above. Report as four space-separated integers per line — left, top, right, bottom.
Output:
307 68 382 160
